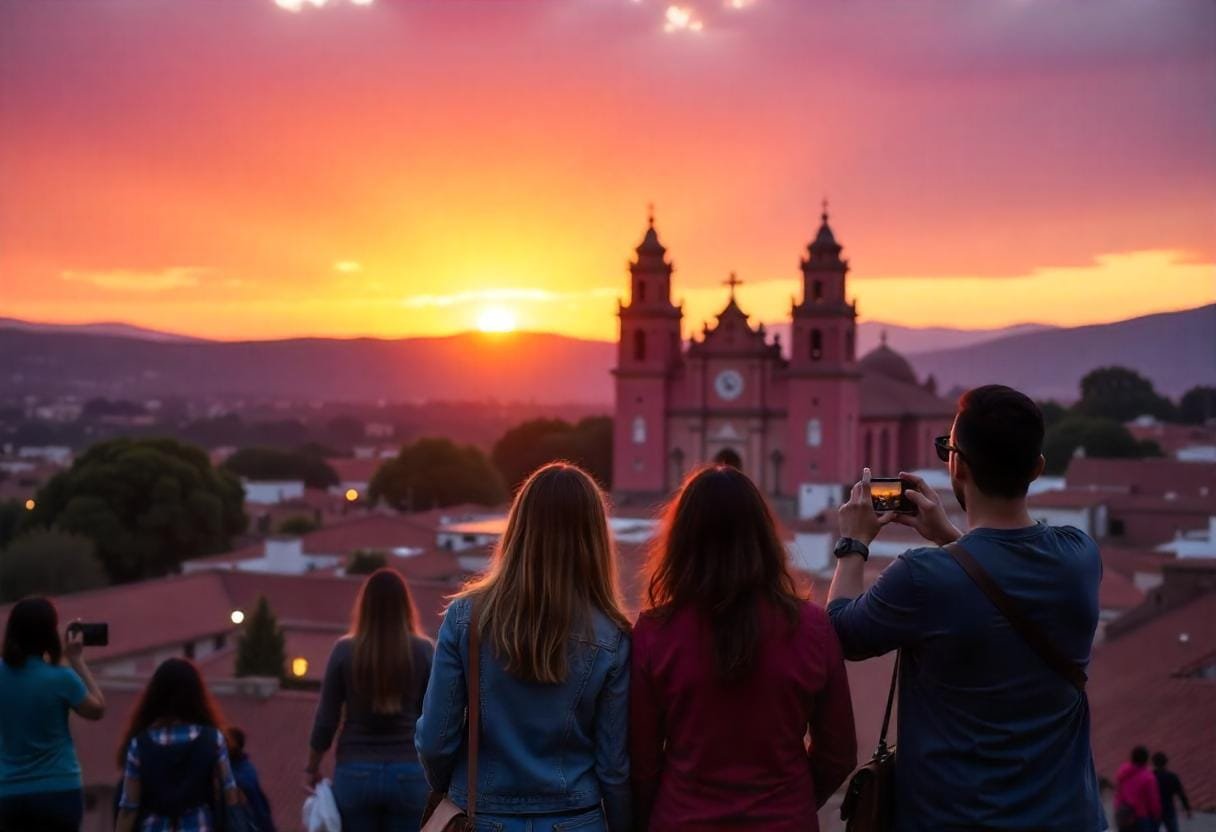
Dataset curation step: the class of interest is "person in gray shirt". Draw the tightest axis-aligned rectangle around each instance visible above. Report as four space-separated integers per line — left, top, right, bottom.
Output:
306 569 435 832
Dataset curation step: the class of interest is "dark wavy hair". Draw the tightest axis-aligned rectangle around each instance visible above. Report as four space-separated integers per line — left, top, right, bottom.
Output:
116 658 226 768
644 465 803 680
3 597 62 668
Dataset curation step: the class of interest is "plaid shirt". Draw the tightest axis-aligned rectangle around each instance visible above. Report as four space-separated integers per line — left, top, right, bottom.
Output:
118 724 237 832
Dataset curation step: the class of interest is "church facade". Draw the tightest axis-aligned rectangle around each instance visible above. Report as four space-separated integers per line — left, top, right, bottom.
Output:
612 208 955 513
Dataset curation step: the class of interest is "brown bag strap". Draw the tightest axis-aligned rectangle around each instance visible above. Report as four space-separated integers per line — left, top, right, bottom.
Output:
467 605 480 819
944 541 1087 693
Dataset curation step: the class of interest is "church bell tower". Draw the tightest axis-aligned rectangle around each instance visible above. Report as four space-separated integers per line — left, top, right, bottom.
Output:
612 210 682 499
785 203 861 490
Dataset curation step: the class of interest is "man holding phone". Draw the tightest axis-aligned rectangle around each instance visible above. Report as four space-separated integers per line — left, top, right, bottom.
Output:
827 385 1105 831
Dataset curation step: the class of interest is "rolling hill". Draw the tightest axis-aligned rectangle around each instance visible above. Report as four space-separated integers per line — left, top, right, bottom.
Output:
0 305 1210 404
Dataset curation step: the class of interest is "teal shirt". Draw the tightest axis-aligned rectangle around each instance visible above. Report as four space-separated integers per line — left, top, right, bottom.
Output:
0 657 88 796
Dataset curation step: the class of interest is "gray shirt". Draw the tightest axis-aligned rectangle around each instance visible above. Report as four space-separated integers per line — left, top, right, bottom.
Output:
309 635 434 763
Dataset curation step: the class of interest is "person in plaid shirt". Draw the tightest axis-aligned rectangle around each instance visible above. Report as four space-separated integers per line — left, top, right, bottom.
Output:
115 659 241 832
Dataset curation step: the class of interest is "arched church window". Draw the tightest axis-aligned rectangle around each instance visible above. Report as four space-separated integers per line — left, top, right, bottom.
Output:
632 416 646 445
813 280 823 302
633 330 646 362
806 418 823 447
864 429 873 464
880 428 891 471
637 280 647 303
846 330 855 360
810 329 823 361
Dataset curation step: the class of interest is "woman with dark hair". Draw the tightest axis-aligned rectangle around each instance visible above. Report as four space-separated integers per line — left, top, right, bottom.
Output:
114 658 241 832
630 465 857 831
0 597 105 832
307 568 434 831
416 462 632 832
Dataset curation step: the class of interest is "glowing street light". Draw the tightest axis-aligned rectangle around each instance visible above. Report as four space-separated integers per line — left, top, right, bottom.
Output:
24 499 35 511
291 657 310 678
230 610 246 625
345 488 359 502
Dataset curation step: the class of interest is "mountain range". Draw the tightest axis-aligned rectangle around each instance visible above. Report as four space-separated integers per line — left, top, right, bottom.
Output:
0 305 1210 404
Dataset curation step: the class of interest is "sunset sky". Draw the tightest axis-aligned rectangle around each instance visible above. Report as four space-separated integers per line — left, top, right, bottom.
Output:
1 0 1213 342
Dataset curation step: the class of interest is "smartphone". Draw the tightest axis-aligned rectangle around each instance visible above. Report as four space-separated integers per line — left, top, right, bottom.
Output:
68 622 109 647
871 478 917 515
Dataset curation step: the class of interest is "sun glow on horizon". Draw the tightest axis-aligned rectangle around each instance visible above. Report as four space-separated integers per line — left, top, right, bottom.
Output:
477 306 518 334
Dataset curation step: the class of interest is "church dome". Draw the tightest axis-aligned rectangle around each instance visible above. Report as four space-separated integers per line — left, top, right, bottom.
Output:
859 336 919 385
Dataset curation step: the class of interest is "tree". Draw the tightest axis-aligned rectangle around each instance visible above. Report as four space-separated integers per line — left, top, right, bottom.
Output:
0 500 24 550
277 515 319 535
1043 416 1163 475
27 437 247 583
1076 367 1175 423
1037 400 1069 430
222 447 338 489
370 438 504 510
346 549 387 575
235 595 286 679
1178 385 1216 425
490 416 614 492
0 530 108 602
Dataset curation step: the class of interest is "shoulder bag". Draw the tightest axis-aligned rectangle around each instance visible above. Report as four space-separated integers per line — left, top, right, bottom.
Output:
839 652 899 832
420 606 481 832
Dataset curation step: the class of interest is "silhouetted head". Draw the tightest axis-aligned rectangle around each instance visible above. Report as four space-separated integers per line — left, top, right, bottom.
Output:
948 385 1046 510
1131 746 1150 766
226 726 248 765
118 658 225 767
646 464 802 680
3 597 61 668
1152 751 1168 769
351 568 421 715
459 462 629 684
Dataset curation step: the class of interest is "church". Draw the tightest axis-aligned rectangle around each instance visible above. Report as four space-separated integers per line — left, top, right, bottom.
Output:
612 207 955 516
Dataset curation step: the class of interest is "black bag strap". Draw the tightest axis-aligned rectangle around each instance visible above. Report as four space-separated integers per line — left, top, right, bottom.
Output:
875 651 900 754
944 541 1087 693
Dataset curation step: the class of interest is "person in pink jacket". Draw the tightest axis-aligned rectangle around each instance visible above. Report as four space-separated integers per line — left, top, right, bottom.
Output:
1114 746 1161 832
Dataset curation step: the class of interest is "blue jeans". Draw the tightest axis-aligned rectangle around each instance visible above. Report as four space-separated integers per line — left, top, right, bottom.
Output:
333 761 429 832
0 788 83 832
1161 816 1180 832
472 806 605 832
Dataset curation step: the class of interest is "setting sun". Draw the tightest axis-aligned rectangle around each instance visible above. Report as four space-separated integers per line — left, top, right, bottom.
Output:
477 307 517 333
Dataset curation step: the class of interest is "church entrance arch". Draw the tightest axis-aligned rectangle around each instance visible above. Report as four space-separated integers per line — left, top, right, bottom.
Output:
713 447 743 470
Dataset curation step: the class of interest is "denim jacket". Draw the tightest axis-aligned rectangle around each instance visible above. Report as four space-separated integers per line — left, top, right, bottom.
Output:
415 596 631 831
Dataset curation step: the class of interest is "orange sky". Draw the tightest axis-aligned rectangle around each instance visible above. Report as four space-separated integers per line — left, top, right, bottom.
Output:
1 0 1213 342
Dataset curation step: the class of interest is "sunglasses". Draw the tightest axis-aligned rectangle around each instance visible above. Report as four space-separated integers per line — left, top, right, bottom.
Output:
934 435 965 464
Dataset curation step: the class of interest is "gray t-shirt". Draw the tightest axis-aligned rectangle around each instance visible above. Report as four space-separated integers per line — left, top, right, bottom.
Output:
309 634 434 763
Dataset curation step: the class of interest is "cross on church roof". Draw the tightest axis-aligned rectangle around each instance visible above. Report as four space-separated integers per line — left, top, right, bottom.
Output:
724 271 743 301
821 197 829 223
647 202 655 227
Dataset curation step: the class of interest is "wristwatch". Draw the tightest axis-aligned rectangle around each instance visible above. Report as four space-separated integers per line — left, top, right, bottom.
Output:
834 537 870 561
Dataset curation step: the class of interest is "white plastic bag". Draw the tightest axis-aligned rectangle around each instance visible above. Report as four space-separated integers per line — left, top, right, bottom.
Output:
303 778 342 832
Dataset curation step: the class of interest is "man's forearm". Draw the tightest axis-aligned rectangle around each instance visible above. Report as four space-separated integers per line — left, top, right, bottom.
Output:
828 555 866 603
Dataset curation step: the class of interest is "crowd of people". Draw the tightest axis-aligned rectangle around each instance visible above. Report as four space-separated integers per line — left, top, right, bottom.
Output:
0 385 1198 832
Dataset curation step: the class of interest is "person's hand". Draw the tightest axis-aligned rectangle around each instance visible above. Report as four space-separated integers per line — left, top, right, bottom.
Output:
64 623 84 664
890 471 962 547
838 468 895 547
303 767 321 792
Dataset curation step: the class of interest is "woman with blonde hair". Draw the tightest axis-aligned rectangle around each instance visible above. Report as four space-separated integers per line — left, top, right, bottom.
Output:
416 462 631 832
307 568 434 832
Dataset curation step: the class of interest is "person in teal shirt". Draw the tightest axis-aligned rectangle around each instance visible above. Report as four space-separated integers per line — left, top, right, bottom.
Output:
0 597 106 832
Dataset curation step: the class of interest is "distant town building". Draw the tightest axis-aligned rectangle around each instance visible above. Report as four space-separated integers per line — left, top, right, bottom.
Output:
612 207 953 515
242 478 306 505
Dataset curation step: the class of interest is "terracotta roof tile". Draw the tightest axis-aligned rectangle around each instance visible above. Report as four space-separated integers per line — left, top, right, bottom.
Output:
1065 458 1216 498
1088 593 1216 809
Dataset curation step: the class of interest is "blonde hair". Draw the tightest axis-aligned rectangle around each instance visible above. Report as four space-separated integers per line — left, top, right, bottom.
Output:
456 462 629 684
